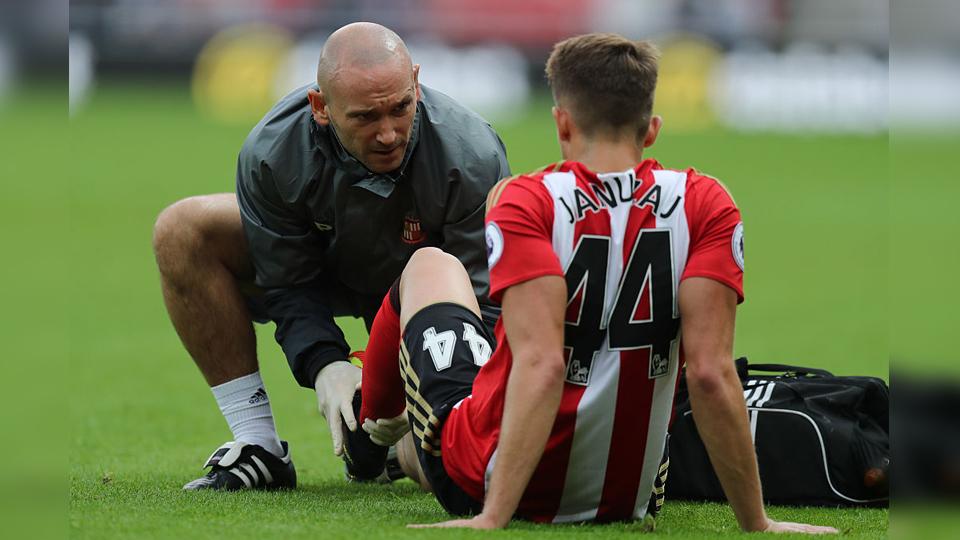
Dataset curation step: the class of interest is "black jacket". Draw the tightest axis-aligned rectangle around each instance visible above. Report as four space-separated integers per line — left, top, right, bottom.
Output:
236 84 510 388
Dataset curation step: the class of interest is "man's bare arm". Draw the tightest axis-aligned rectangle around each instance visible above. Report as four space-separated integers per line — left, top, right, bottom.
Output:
480 275 566 526
680 277 837 534
411 275 566 529
680 277 766 531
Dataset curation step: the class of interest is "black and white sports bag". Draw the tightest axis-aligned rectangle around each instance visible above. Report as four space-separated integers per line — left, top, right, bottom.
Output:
667 357 889 506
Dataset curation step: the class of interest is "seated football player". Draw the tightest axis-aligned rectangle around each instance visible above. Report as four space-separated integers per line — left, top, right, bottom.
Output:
346 33 837 533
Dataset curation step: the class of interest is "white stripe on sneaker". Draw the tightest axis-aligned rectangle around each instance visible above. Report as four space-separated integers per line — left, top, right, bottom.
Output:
250 455 274 484
240 463 260 486
229 468 252 488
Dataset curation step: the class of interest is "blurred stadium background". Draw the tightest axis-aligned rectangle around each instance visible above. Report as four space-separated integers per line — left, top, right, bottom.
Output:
0 0 957 537
65 0 899 131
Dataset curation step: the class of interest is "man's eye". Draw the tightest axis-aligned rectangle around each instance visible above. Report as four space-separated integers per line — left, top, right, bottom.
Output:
393 103 409 114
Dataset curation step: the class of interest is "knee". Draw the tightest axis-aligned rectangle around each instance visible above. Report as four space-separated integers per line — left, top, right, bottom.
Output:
405 247 462 278
152 196 214 273
400 247 474 308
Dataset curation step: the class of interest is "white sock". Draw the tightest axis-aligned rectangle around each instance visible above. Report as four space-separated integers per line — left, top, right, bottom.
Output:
211 372 284 457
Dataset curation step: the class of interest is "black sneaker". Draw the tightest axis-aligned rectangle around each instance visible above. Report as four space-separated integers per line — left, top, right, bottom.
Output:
342 390 390 482
183 441 296 491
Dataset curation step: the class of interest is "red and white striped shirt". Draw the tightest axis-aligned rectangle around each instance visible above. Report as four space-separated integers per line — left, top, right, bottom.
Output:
442 159 744 522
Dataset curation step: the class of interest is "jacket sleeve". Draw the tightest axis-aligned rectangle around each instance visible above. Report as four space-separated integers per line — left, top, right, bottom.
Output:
262 286 351 389
236 144 349 389
439 131 511 312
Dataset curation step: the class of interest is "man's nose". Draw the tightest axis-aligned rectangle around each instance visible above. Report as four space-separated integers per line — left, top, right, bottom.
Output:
376 121 398 147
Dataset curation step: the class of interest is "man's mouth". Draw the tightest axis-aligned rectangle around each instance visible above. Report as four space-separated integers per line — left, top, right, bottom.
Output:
374 144 403 157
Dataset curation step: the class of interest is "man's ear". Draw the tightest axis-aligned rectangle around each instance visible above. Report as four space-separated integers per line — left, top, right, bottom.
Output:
307 88 330 126
553 106 572 144
643 115 662 148
412 64 421 100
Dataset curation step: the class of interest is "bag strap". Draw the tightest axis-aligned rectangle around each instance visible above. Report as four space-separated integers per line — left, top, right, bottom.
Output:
735 357 834 379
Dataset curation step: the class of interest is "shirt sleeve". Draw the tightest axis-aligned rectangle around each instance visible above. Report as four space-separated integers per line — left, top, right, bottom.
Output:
235 144 350 389
485 178 563 303
680 174 745 303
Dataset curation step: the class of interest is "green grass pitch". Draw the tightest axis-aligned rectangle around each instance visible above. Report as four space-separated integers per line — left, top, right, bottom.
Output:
56 83 888 538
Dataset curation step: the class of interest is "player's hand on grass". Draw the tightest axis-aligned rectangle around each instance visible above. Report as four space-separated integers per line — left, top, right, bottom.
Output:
314 361 362 456
762 519 838 534
361 412 409 447
408 514 503 529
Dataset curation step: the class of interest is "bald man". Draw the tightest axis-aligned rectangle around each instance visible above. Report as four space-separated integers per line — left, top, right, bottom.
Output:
153 22 510 491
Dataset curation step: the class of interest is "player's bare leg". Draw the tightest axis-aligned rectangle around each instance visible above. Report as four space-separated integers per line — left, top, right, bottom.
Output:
395 246 477 483
398 247 481 329
153 193 258 386
154 193 288 483
393 247 480 493
351 250 477 486
395 432 432 492
351 248 482 489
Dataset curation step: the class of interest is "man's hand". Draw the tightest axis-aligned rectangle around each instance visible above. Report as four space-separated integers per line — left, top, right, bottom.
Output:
408 514 502 530
361 413 409 447
314 361 362 456
762 519 838 535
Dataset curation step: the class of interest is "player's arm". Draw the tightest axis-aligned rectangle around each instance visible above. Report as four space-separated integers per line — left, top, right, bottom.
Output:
679 277 766 531
412 274 566 530
413 176 564 530
680 277 837 535
478 274 567 527
680 175 835 534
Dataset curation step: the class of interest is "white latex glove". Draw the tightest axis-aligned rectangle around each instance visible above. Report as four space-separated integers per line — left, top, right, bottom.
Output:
361 412 410 447
314 361 362 456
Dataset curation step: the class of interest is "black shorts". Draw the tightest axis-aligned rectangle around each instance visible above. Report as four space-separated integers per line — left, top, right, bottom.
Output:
241 279 383 329
401 302 495 516
243 279 500 333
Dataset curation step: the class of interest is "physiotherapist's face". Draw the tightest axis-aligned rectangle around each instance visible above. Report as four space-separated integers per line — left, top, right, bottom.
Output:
318 62 420 174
